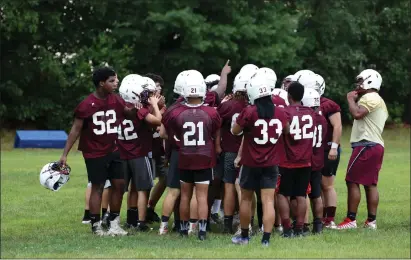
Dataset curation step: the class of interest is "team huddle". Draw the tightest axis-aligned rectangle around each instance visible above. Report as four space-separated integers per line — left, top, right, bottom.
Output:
39 62 388 246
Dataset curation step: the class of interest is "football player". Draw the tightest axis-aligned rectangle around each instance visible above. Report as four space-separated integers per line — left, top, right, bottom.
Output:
231 70 288 246
82 180 111 224
301 88 328 234
337 69 387 230
59 67 135 236
161 70 222 240
117 74 162 231
281 75 297 91
277 82 316 238
217 70 250 233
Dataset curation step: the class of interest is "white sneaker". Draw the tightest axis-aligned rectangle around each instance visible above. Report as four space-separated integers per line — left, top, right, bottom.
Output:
324 220 337 229
188 222 198 235
364 220 377 230
91 221 107 236
159 222 169 235
107 216 128 236
275 225 283 233
336 218 357 230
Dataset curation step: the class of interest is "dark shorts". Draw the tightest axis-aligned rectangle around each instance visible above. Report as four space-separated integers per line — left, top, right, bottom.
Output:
212 153 224 180
278 167 311 197
151 156 167 179
123 156 154 191
84 151 123 185
346 144 384 186
222 152 238 184
166 149 180 189
239 165 278 190
322 147 341 177
308 171 322 199
180 168 213 184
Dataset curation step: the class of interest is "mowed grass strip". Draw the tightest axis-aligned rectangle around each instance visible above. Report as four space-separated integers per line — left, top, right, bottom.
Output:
1 128 410 258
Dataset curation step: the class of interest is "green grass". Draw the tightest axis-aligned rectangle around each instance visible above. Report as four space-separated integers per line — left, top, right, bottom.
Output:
1 127 410 258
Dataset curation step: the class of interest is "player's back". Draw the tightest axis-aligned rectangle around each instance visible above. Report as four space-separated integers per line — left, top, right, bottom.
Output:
217 99 248 153
312 111 328 171
204 91 220 107
280 105 316 168
272 95 287 108
320 97 341 149
171 104 221 170
237 105 287 167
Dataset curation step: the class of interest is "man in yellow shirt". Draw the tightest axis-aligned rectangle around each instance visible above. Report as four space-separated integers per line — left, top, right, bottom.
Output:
337 69 388 230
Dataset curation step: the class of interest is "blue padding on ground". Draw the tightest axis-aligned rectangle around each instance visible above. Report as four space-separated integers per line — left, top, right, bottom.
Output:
14 130 68 149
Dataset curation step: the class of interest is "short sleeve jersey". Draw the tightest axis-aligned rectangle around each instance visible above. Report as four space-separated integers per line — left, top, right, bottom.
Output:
217 99 248 153
204 91 220 107
311 111 328 171
74 93 125 159
169 103 222 170
279 105 316 168
320 97 341 150
272 95 288 108
350 92 388 146
236 105 288 167
117 107 153 160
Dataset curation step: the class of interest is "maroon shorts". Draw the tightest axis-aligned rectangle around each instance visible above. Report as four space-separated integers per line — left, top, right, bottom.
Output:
346 144 384 186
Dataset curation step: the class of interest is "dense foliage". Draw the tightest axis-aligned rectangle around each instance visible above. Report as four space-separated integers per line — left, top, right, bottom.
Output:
1 0 410 130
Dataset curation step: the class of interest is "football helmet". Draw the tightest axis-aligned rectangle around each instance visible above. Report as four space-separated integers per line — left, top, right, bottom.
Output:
254 67 277 91
355 69 382 91
272 88 290 106
294 69 315 82
315 74 326 96
142 77 157 92
174 71 187 95
301 88 321 108
281 74 297 90
232 69 257 94
205 74 220 90
240 64 259 73
182 70 207 99
247 72 272 105
297 71 318 90
40 162 71 191
119 74 144 104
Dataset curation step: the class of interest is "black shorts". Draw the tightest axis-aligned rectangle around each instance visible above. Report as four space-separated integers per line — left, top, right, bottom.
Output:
308 171 322 199
278 167 311 197
151 156 167 179
166 149 180 189
213 153 225 180
322 148 341 177
239 165 278 190
222 152 238 184
123 156 154 191
84 151 123 185
180 168 213 184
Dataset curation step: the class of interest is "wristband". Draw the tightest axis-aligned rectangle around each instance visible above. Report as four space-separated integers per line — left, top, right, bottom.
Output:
331 142 339 149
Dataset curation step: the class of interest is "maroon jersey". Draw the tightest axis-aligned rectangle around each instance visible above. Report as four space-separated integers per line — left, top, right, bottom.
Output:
217 99 248 153
74 93 125 159
117 107 152 159
162 101 184 152
236 105 287 167
272 95 287 108
204 91 220 107
312 111 328 171
169 104 221 170
279 105 316 168
320 97 341 150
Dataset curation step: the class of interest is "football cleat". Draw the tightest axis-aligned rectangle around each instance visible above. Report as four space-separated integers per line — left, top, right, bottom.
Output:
231 235 250 245
336 218 357 230
210 213 222 224
101 212 111 229
91 221 107 236
188 222 198 235
82 216 91 224
274 225 283 233
106 217 128 236
323 219 337 229
158 222 169 235
363 220 377 230
198 231 206 241
146 207 161 223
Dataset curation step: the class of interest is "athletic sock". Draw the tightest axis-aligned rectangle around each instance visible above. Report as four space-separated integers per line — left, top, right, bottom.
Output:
102 208 107 216
161 215 170 223
224 215 233 228
262 232 271 243
90 214 100 225
367 214 376 222
347 212 356 221
241 228 249 238
109 211 120 221
198 219 207 232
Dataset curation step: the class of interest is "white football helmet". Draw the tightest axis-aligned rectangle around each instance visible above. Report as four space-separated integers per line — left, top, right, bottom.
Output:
205 74 220 91
297 71 318 90
301 88 321 108
247 72 272 105
356 69 382 91
142 77 157 92
254 67 277 91
315 74 326 96
119 74 144 104
281 75 297 90
272 88 290 106
232 69 257 94
182 70 207 99
174 71 186 95
240 64 259 74
40 162 71 191
294 69 315 82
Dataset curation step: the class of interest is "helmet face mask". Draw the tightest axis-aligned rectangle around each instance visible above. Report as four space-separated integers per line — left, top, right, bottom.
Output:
40 162 71 192
355 69 382 92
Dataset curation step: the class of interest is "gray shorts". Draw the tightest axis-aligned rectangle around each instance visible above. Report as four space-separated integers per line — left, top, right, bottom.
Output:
222 152 238 184
123 157 154 191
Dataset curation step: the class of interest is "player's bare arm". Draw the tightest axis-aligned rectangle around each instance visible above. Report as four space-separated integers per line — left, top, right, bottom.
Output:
59 117 84 165
231 122 243 136
215 59 231 99
234 136 244 168
145 95 162 126
328 112 342 160
347 91 369 120
215 128 222 155
159 124 168 139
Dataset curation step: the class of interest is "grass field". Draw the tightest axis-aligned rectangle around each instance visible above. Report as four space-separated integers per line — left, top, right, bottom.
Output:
1 127 410 258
